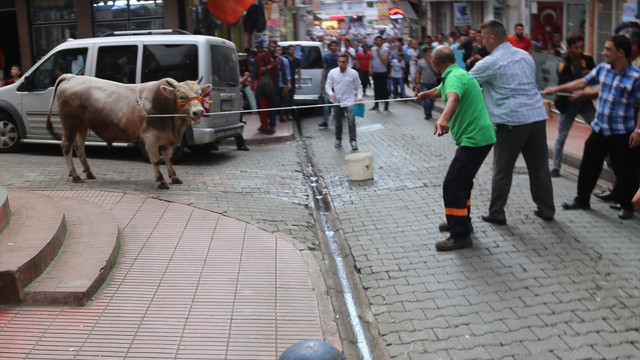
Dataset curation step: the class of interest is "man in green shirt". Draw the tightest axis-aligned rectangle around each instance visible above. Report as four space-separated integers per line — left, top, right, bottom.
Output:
416 46 496 251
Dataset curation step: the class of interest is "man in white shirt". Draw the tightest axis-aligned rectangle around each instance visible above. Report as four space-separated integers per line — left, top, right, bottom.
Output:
326 53 364 150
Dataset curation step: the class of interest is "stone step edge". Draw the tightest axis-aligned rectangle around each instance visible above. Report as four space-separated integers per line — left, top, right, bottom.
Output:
23 196 121 306
0 189 68 304
0 187 9 234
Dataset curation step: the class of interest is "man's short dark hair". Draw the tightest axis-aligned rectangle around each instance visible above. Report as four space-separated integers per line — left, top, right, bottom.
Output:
611 34 632 59
338 53 349 61
480 20 508 39
268 40 278 46
566 34 584 48
329 40 339 46
617 25 640 48
375 35 383 41
286 44 295 50
514 22 524 28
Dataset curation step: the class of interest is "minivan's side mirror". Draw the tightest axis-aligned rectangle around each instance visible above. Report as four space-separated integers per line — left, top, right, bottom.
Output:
17 75 31 92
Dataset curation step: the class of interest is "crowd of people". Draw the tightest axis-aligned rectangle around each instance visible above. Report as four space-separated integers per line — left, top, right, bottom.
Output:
239 20 640 243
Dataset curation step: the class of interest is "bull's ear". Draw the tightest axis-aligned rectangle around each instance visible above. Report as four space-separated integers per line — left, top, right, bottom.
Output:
165 79 178 88
196 76 203 84
201 84 212 95
160 85 176 99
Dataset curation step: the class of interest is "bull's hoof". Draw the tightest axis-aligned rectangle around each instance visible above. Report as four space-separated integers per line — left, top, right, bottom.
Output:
158 182 170 189
171 177 183 185
72 176 85 183
86 173 97 180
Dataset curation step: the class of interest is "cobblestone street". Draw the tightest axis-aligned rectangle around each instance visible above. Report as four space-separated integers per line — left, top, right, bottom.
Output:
1 97 639 359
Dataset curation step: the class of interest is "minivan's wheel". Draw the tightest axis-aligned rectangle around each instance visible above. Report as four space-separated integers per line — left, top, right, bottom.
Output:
0 116 21 153
139 137 185 164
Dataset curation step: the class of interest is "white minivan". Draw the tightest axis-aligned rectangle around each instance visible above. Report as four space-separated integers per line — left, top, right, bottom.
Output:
0 30 244 158
278 41 324 105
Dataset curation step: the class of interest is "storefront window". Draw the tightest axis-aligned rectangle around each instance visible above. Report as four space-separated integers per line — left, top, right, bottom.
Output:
31 0 77 23
30 0 78 58
93 0 164 36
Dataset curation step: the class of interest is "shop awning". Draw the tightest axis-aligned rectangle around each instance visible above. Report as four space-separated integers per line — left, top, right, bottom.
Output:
330 15 346 20
314 13 330 21
388 0 417 20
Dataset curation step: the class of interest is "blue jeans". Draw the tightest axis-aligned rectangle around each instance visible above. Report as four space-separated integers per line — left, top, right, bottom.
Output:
392 77 406 98
322 91 332 123
421 82 436 118
552 101 596 169
269 87 284 127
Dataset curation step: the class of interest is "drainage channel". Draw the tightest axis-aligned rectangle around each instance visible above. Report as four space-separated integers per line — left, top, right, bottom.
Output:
295 115 374 360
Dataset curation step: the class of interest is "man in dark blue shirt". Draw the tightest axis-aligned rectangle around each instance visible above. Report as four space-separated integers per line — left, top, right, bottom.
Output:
319 40 340 127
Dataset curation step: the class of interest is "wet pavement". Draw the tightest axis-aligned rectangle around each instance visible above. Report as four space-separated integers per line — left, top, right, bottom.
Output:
0 93 639 359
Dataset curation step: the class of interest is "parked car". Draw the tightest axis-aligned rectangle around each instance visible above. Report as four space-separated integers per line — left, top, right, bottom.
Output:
0 29 244 160
278 41 324 106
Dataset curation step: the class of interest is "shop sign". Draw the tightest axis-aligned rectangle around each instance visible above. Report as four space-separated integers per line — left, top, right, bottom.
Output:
453 3 471 26
389 7 404 20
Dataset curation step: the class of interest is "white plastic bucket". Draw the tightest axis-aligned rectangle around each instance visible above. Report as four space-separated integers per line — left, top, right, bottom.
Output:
345 152 373 181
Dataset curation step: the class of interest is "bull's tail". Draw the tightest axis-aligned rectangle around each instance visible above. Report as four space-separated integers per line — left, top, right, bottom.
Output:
46 74 73 140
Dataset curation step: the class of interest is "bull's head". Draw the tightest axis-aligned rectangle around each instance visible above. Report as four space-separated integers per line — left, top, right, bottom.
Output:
161 77 212 125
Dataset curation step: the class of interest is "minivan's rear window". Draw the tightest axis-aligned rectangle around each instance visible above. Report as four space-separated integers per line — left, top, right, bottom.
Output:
142 44 198 82
294 46 323 70
210 45 239 87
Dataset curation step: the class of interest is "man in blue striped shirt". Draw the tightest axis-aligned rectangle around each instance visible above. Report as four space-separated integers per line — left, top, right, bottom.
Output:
469 20 556 225
544 35 640 219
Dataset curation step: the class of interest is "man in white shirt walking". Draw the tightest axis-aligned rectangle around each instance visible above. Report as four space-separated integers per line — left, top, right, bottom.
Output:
326 53 364 150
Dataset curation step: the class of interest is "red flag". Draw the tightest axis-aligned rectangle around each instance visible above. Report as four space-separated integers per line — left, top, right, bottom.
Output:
206 0 254 25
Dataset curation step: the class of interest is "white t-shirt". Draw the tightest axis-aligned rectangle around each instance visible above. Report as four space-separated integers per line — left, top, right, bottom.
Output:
390 59 405 78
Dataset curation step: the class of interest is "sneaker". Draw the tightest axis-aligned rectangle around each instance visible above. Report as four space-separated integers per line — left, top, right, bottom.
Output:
435 236 472 251
550 168 560 177
350 140 358 151
318 122 328 127
369 106 379 111
335 140 342 148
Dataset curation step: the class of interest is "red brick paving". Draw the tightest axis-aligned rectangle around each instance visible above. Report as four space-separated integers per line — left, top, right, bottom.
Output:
0 191 334 359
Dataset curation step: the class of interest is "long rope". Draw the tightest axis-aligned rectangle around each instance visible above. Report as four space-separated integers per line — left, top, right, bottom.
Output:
144 97 419 118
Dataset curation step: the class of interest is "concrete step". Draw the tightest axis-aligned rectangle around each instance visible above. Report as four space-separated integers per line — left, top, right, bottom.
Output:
23 196 121 306
0 187 9 233
0 189 67 304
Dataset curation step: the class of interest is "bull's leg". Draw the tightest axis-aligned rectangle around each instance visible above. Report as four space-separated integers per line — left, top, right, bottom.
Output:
144 141 169 189
74 127 96 180
61 127 83 183
160 148 182 185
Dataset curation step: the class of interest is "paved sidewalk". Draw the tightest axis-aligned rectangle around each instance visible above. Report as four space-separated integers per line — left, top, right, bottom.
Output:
0 190 338 359
303 99 640 359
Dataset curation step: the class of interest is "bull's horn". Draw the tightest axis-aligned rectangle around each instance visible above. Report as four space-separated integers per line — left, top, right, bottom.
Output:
196 76 203 84
166 79 178 88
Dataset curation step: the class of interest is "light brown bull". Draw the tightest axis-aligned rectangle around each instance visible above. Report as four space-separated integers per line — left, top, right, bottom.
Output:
46 74 211 189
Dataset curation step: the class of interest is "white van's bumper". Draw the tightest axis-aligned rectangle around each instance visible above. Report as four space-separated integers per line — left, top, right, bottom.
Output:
191 123 244 144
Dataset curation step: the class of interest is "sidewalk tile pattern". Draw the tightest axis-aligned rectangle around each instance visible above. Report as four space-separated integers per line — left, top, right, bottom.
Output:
0 191 323 359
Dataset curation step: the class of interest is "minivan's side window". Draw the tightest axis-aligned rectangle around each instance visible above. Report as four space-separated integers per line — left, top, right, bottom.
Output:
96 45 138 84
209 45 239 87
142 44 198 82
28 48 87 91
297 46 323 69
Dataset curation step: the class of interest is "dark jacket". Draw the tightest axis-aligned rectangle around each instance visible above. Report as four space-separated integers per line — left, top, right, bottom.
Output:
554 52 595 113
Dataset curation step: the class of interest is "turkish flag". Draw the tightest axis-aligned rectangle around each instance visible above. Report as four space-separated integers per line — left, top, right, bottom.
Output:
206 0 255 25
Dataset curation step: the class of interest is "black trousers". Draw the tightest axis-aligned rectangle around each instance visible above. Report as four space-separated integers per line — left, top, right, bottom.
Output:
372 71 388 107
444 144 493 239
575 131 640 210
